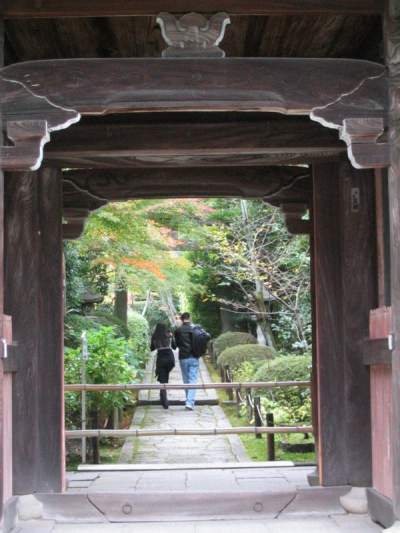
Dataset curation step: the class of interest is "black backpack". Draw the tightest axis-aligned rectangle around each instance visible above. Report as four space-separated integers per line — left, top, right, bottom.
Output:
190 325 211 358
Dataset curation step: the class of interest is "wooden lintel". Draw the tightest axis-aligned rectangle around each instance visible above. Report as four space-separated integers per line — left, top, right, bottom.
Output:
46 118 344 168
62 167 312 203
3 1 383 18
2 58 385 118
363 337 392 366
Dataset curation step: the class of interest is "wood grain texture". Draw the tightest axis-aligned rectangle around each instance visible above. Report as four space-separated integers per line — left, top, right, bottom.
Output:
313 163 346 486
46 117 344 168
4 169 64 494
369 307 393 499
4 16 382 65
364 338 392 365
0 17 12 515
1 58 385 116
62 167 311 202
313 162 376 487
385 0 400 518
3 1 383 18
340 162 375 487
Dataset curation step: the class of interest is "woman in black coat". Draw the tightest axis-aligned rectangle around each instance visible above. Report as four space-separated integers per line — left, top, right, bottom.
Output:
150 323 176 409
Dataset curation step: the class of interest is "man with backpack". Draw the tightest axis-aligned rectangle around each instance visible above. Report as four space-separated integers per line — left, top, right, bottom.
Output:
174 312 210 410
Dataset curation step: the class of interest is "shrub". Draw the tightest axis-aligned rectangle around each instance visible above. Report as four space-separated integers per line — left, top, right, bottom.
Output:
64 326 136 429
214 331 257 357
127 311 151 369
64 313 101 348
254 354 312 425
89 310 130 338
217 344 274 370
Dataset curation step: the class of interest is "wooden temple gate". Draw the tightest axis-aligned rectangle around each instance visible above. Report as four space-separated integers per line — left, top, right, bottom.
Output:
0 0 400 529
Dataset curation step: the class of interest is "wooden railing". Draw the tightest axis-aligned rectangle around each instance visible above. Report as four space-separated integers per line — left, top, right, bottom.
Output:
65 378 312 463
219 366 312 460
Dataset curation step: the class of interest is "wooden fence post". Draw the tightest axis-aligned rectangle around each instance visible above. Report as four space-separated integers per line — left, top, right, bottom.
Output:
254 396 262 439
266 413 275 461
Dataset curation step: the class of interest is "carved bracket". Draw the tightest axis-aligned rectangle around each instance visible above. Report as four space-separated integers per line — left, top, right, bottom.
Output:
0 76 80 171
63 179 107 240
311 73 389 169
1 120 49 171
340 118 389 169
280 203 311 235
156 12 231 58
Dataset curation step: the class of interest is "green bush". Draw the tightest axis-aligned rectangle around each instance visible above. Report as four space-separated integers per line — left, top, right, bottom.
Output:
64 326 136 429
254 354 312 425
217 344 274 370
64 313 101 348
89 310 130 339
127 311 150 368
214 331 257 357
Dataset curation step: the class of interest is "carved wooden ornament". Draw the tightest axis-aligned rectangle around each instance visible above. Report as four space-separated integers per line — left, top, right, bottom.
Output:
0 76 80 171
156 12 231 57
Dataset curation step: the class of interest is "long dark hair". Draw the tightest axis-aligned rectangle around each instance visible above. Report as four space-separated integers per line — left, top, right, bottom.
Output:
151 323 172 349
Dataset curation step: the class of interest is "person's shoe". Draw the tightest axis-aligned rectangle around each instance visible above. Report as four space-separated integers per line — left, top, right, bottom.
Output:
185 404 194 411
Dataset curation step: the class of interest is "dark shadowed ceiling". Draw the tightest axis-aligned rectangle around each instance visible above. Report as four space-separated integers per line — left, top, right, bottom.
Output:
4 15 382 65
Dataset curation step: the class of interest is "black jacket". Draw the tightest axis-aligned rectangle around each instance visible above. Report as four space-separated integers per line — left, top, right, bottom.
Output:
174 322 194 359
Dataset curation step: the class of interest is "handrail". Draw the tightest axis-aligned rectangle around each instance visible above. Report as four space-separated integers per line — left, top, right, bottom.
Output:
64 380 311 392
66 425 313 439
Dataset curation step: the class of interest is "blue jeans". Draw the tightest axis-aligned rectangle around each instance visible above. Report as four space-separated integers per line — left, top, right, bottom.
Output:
179 356 200 407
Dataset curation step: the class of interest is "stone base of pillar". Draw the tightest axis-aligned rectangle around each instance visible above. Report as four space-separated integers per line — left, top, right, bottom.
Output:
16 495 43 521
385 522 400 532
339 487 368 514
307 467 320 486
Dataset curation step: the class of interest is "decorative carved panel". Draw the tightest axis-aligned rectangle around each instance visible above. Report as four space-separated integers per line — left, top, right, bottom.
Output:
157 12 231 58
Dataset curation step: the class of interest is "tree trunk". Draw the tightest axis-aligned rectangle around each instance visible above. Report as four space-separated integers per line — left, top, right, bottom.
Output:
114 288 128 325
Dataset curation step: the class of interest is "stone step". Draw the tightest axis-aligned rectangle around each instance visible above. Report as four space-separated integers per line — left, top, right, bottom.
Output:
137 398 219 406
31 486 348 524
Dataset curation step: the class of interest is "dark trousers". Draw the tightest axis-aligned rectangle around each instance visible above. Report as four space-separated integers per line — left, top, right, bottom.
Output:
156 349 175 408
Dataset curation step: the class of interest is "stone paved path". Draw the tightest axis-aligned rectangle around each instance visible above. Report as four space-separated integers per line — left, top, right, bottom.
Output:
138 351 218 405
14 516 383 532
119 351 248 464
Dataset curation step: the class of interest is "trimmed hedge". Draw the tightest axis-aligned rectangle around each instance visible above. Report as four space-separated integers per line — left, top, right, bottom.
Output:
254 354 311 383
217 343 274 370
254 354 312 424
213 331 257 357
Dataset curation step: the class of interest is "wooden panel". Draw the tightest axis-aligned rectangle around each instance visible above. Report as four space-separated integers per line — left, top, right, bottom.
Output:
371 365 392 498
1 58 385 117
0 17 13 516
4 168 64 494
385 1 400 519
3 16 382 65
3 1 383 18
364 338 392 365
340 163 375 487
313 163 346 486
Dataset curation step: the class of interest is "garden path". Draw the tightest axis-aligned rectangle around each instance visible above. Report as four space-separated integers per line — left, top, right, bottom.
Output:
119 350 249 464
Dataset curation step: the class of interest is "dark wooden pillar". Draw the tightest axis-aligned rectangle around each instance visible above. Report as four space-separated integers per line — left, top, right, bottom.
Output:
385 1 400 521
313 161 375 487
0 16 14 514
313 162 346 485
4 168 65 494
